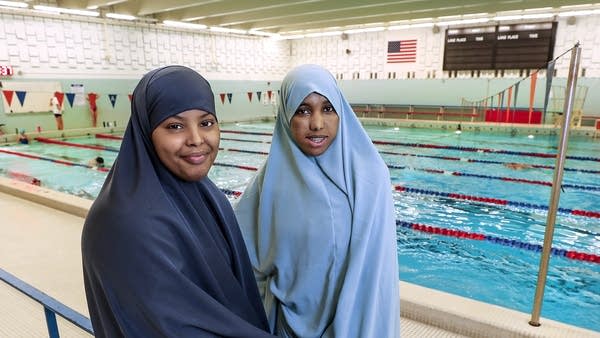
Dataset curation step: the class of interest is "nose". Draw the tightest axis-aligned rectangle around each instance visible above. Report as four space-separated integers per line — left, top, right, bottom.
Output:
309 111 324 131
186 126 204 146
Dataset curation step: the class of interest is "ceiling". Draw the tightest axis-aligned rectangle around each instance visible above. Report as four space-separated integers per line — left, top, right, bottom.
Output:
52 0 597 34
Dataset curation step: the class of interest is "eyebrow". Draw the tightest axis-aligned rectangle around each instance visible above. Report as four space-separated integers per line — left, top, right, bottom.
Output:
169 111 214 120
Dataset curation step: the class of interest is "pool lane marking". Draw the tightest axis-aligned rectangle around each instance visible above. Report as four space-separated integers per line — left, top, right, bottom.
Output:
36 136 599 192
379 150 600 175
386 164 599 192
393 185 600 221
217 147 599 192
220 136 597 175
95 131 600 175
219 129 600 162
396 220 600 265
6 146 598 221
95 133 123 140
0 148 109 172
219 186 599 265
35 137 119 152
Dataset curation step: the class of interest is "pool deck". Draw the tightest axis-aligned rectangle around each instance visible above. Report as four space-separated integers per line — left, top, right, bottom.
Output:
1 177 598 337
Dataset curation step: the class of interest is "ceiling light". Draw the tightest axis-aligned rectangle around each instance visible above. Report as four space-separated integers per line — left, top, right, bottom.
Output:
33 5 99 17
276 34 305 40
106 13 136 20
248 30 280 38
0 1 27 8
388 25 411 30
163 20 207 30
209 26 247 34
409 22 435 28
557 10 595 17
304 31 342 38
436 18 490 26
343 27 385 34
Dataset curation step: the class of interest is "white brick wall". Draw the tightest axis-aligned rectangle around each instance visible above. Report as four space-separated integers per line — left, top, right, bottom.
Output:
1 9 599 80
0 10 289 80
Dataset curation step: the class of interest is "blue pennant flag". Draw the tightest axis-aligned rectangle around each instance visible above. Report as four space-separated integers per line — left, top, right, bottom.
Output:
66 93 76 107
108 94 117 108
15 91 26 106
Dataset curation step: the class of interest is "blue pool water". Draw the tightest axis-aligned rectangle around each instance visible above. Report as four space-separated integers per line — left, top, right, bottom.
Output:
1 123 599 332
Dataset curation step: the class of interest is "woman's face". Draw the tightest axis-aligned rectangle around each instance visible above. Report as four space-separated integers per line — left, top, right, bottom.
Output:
151 109 220 181
290 92 339 156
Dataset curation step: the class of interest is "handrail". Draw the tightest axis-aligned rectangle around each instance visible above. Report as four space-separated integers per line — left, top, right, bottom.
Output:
0 267 94 337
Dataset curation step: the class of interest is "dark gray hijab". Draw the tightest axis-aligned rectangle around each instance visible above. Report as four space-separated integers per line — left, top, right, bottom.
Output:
82 65 272 337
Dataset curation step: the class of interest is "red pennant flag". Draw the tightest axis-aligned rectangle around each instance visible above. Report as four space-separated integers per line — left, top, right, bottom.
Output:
54 91 65 107
267 90 272 101
529 71 538 124
505 86 513 122
247 92 253 102
2 90 14 106
219 93 225 104
128 94 133 101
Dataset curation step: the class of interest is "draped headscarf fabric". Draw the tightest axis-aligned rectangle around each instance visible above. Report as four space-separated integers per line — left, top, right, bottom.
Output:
81 65 273 338
235 64 400 337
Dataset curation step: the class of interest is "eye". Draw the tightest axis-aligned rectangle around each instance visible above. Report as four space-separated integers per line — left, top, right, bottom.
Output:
200 119 217 127
295 105 311 116
166 123 183 130
323 104 336 113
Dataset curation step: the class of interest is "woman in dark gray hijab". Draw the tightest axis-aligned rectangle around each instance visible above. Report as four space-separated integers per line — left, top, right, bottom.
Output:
81 65 273 338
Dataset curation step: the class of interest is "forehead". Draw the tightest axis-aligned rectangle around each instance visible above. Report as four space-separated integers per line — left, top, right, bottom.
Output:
300 92 330 103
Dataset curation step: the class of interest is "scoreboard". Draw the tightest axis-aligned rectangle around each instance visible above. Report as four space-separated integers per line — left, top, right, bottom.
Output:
443 22 557 71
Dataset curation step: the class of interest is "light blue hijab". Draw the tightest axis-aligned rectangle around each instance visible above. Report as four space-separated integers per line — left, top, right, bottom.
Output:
235 64 399 338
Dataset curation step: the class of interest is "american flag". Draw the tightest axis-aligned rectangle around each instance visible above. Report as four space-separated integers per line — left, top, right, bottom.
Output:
387 39 417 63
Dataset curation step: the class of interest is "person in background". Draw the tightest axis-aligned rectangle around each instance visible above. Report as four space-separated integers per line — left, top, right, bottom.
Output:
87 156 104 169
81 65 273 338
50 92 64 130
18 129 29 144
235 64 400 337
504 162 533 170
87 92 99 128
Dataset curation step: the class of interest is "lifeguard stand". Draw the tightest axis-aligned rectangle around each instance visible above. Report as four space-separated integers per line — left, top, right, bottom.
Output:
550 85 588 127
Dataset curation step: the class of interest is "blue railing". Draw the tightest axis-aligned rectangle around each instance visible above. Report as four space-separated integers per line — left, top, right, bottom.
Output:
0 267 94 337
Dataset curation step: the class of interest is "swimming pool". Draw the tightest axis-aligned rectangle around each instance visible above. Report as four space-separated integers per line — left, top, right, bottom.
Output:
1 122 599 332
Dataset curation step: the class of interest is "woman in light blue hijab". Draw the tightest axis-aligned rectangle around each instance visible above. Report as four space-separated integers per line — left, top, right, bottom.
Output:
235 64 400 337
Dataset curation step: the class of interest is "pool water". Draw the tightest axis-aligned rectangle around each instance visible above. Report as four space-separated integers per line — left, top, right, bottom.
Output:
1 122 599 332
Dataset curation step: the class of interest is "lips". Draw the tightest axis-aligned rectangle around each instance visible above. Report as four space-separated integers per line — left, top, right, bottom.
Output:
306 135 327 145
181 152 208 164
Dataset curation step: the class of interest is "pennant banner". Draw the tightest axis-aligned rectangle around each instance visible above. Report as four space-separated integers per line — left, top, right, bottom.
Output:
219 93 225 104
505 86 513 122
16 91 27 107
65 93 76 108
227 93 232 104
544 61 555 115
529 71 538 124
247 92 253 102
108 94 117 108
54 92 65 107
256 91 262 102
513 82 520 112
128 94 133 102
2 90 14 106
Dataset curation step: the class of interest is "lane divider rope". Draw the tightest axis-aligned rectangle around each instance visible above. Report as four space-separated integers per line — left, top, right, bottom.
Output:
396 220 600 264
219 129 600 162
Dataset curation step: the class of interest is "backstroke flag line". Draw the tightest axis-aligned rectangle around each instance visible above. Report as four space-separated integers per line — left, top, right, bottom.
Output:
387 39 417 63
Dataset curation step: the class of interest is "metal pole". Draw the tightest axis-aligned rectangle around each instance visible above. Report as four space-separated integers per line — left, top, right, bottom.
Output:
529 43 581 327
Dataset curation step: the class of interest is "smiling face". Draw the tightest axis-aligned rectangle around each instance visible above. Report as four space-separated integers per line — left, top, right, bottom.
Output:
151 109 220 181
290 92 339 156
